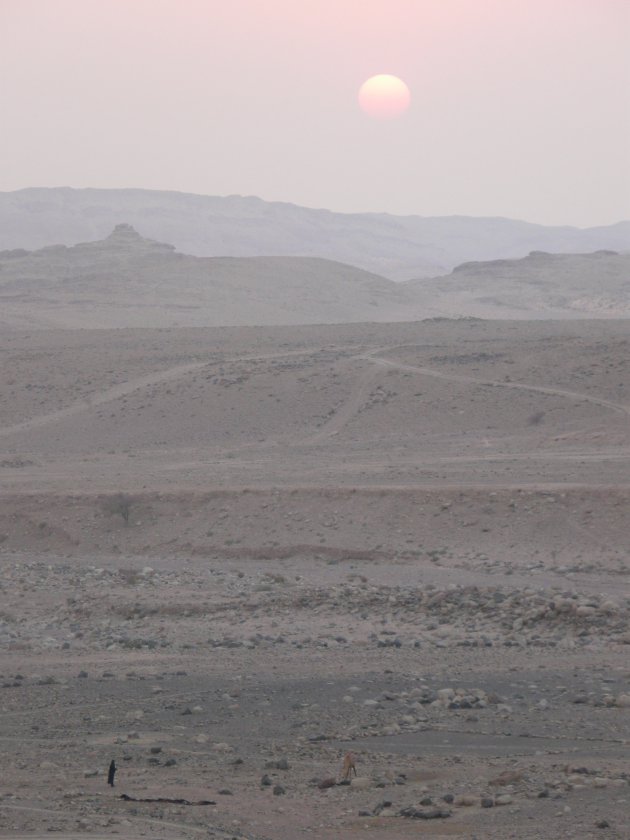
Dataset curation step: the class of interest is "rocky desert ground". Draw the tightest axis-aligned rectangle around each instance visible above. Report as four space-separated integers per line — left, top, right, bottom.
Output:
1 317 629 839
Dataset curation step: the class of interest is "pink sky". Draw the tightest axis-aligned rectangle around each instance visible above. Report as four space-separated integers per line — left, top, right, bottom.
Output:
1 0 628 225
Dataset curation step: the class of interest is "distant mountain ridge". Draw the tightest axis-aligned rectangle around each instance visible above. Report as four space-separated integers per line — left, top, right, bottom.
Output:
0 224 628 329
1 187 629 281
0 224 427 329
405 249 630 318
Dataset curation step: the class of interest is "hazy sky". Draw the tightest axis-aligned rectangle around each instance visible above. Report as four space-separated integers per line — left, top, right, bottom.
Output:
1 0 628 226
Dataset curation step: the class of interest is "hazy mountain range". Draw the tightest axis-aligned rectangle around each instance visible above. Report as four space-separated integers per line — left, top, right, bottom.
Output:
1 223 628 329
0 224 419 329
409 250 630 319
2 187 629 281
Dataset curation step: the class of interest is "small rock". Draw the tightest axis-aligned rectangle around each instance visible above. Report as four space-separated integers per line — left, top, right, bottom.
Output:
399 806 452 820
489 769 524 786
213 742 233 752
351 777 372 790
454 794 478 807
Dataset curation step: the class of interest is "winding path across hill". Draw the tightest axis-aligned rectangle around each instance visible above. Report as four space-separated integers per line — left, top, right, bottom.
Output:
0 347 350 440
2 342 627 450
293 345 629 448
361 349 630 416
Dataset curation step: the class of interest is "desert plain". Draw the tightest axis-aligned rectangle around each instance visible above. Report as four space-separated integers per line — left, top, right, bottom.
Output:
1 314 629 840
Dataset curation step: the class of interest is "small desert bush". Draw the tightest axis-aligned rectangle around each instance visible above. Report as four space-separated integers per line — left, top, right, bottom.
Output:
118 567 141 585
527 410 545 426
102 493 132 524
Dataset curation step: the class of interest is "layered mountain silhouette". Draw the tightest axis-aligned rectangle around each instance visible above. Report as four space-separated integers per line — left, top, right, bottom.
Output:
0 224 425 328
1 224 628 329
2 187 629 281
407 250 630 319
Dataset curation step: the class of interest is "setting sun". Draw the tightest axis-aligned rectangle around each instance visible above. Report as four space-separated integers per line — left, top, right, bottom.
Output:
358 74 411 119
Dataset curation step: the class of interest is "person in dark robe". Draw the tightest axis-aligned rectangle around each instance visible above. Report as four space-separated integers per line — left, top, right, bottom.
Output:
107 759 117 787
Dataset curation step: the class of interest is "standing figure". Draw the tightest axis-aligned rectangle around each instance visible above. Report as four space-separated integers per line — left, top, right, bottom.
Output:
108 759 117 787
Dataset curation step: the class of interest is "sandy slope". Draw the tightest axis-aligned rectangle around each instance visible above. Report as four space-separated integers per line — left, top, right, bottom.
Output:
1 319 628 490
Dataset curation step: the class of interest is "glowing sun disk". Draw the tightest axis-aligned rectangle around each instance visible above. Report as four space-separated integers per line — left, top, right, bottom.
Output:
358 74 411 119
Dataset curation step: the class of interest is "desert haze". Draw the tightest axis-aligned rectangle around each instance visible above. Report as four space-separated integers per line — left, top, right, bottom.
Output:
1 222 629 330
3 0 629 833
2 187 630 280
1 212 630 840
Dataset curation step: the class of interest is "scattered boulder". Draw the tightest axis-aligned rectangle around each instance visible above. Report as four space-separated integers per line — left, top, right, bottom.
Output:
489 769 524 786
454 794 478 807
399 806 452 819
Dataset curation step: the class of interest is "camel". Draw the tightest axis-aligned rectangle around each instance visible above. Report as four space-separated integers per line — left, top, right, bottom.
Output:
341 751 357 781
